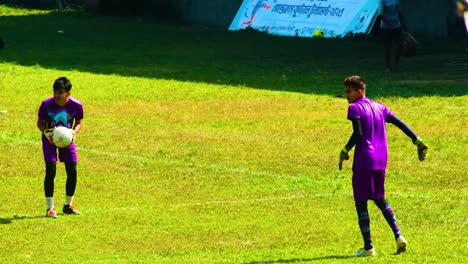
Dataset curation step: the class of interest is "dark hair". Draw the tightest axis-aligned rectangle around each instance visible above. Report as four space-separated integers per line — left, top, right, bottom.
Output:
344 75 366 91
53 77 72 92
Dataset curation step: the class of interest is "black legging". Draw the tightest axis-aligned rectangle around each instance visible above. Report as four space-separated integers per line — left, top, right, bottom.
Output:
44 162 77 197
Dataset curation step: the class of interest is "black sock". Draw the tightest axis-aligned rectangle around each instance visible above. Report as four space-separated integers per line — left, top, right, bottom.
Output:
44 162 56 197
65 162 77 197
356 201 373 250
375 199 401 240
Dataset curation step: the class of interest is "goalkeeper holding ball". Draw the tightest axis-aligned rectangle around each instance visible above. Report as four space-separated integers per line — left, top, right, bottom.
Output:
37 77 84 218
339 76 428 257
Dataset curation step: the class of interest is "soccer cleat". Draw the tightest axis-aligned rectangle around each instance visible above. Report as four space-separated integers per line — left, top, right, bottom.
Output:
352 247 376 257
63 204 81 215
46 208 58 218
396 235 408 254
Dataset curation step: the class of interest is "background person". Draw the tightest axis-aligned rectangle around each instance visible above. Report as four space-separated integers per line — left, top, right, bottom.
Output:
379 0 406 72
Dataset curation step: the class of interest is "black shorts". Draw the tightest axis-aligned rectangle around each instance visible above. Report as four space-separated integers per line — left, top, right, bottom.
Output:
381 27 403 48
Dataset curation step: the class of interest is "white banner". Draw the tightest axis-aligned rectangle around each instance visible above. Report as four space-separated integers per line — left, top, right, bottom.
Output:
229 0 379 38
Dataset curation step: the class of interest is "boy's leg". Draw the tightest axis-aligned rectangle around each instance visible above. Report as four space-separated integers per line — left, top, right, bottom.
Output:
372 170 404 239
42 137 59 217
44 162 56 207
355 201 373 251
373 168 404 253
375 198 407 253
63 162 80 214
392 28 403 71
385 47 391 71
351 170 377 256
372 170 403 240
59 144 81 215
64 162 77 198
44 162 58 218
374 198 401 239
382 29 392 71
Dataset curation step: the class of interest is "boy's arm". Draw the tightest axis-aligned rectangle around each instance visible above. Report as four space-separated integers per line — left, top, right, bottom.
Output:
387 115 417 141
37 118 54 143
345 119 363 150
339 119 362 170
73 119 83 134
37 118 46 132
68 119 83 142
387 115 428 161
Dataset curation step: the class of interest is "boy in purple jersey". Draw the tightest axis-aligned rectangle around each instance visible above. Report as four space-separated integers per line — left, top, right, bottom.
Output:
339 76 428 257
37 77 84 218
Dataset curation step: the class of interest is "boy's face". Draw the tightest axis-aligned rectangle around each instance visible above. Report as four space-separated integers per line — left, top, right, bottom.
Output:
53 89 70 106
344 86 364 103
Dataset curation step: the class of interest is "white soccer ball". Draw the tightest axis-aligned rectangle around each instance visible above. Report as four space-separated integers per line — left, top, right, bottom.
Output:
52 127 74 148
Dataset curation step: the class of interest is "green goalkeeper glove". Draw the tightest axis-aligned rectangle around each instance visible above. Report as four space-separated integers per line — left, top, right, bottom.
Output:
43 128 55 144
413 136 428 161
339 146 350 171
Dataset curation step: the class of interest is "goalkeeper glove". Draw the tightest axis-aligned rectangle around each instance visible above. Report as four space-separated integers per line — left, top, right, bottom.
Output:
69 129 76 143
413 136 428 161
339 146 350 171
43 128 55 144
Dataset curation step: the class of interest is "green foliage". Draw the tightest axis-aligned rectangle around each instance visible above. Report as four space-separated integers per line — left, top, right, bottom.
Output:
0 7 467 263
0 0 85 10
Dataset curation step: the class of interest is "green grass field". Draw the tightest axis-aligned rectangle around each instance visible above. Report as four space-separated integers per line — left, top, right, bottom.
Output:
0 5 467 263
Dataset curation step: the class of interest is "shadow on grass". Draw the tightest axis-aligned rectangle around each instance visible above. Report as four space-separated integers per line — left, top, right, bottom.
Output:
0 9 466 97
0 215 44 224
245 255 355 263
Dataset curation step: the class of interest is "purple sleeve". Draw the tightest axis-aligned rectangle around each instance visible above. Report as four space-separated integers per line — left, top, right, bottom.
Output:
71 98 84 120
76 105 84 120
383 104 394 120
347 104 360 120
38 101 47 119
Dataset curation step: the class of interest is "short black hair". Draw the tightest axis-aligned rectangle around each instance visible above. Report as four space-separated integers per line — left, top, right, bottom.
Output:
344 75 366 91
53 77 72 92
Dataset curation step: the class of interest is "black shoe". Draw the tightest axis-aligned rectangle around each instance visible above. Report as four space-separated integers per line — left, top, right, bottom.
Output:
63 204 81 215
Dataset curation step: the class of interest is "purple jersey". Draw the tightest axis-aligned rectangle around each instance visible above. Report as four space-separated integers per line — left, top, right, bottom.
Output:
38 97 84 129
347 97 394 170
38 97 84 162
